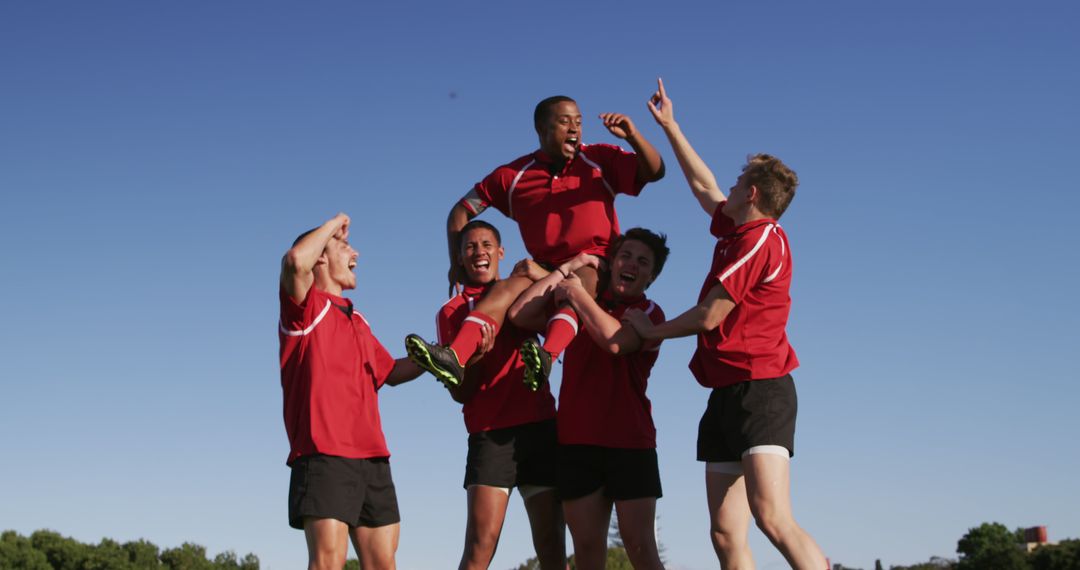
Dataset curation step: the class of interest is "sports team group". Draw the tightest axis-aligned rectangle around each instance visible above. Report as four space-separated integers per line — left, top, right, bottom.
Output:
278 80 828 570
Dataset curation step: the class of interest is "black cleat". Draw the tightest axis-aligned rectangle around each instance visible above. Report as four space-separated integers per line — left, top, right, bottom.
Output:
520 338 551 392
405 334 464 388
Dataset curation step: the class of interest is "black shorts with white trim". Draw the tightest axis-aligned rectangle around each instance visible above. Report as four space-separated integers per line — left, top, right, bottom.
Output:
697 374 797 463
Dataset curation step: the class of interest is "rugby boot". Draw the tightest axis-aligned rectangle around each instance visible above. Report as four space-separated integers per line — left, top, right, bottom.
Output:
405 334 464 388
520 338 551 392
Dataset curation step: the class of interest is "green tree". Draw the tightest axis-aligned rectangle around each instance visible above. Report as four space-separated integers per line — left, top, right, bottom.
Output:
86 537 136 570
956 522 1029 570
161 542 214 570
1030 539 1080 570
30 529 90 570
0 530 51 570
123 539 163 568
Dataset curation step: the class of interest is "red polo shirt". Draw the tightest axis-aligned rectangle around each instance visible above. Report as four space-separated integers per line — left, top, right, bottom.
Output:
465 143 645 264
690 206 798 388
437 283 557 434
558 294 665 449
279 285 395 464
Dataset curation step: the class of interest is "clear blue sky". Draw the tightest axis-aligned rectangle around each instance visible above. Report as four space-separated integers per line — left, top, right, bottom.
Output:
2 2 1077 569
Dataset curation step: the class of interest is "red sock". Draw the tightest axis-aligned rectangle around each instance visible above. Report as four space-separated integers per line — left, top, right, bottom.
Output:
542 306 579 358
449 311 499 366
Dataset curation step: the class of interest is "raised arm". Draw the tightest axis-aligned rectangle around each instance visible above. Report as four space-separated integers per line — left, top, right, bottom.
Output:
600 112 665 184
280 213 350 304
556 274 645 355
624 282 734 341
446 201 477 294
507 253 598 332
647 78 726 216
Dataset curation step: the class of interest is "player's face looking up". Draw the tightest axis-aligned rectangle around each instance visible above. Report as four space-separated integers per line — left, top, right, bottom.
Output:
323 236 359 290
722 173 753 218
459 227 504 285
607 239 655 300
537 101 583 162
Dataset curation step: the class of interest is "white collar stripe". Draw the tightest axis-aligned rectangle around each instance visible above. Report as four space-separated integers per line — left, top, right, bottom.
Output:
280 299 333 337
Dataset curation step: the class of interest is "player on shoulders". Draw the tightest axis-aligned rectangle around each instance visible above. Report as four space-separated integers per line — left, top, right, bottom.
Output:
407 95 664 392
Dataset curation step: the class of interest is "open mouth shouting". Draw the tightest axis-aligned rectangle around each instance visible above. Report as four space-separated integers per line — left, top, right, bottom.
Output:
563 136 580 157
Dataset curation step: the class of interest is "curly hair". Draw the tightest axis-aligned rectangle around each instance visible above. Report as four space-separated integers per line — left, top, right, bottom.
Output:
742 153 799 219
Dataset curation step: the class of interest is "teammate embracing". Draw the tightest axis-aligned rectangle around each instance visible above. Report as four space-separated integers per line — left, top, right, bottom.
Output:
509 228 670 570
433 220 566 570
279 213 422 570
624 80 828 570
407 95 664 392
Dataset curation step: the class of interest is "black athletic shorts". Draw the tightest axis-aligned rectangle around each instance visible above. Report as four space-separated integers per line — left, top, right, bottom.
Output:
697 374 797 463
556 444 662 501
288 454 400 529
464 419 558 489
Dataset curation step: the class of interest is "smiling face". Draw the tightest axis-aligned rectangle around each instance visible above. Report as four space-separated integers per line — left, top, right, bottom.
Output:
321 236 359 291
460 227 504 285
537 100 583 162
607 239 656 300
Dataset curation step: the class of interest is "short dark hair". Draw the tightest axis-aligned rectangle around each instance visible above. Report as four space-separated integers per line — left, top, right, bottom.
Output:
610 228 670 281
534 95 576 130
457 219 502 252
292 227 317 247
742 153 798 219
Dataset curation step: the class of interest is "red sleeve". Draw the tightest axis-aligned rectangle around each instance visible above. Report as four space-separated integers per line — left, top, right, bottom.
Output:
471 167 514 218
642 302 666 352
709 204 734 238
279 284 323 332
588 143 644 197
360 318 396 390
710 226 775 304
436 304 457 346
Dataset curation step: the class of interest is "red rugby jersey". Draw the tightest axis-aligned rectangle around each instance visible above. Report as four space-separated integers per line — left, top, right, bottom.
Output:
437 283 556 434
279 285 395 464
466 144 644 264
557 294 665 449
690 206 799 388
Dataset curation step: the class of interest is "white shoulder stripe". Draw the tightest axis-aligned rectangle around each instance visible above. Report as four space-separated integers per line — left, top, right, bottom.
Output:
644 301 657 316
719 224 775 283
507 159 536 219
353 311 370 327
280 300 333 337
578 152 615 197
762 262 783 283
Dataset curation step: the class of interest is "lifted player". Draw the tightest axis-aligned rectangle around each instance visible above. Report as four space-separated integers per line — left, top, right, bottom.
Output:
280 213 422 570
624 80 827 570
433 220 566 570
508 228 670 570
407 95 664 391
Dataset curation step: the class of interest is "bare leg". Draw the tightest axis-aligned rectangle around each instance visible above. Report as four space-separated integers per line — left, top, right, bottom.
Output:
743 454 826 570
614 497 664 570
472 275 534 328
458 486 510 570
562 489 613 570
349 523 399 570
304 518 350 570
522 488 567 570
705 471 755 569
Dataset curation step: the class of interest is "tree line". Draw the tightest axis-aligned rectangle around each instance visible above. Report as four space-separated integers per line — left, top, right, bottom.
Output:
0 530 261 570
832 522 1080 570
